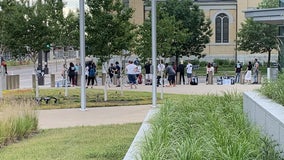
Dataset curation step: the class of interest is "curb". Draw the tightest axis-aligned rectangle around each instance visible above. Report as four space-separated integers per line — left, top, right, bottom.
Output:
123 106 160 160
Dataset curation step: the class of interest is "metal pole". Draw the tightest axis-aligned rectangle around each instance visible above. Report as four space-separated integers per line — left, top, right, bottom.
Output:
0 65 4 98
151 0 157 108
80 0 86 111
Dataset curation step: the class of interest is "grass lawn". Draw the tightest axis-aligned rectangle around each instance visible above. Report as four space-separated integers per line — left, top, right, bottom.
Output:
0 123 141 160
3 88 161 109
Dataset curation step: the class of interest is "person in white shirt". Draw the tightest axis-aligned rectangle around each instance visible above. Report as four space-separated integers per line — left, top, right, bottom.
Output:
186 61 193 85
125 60 138 89
157 60 165 86
85 65 89 87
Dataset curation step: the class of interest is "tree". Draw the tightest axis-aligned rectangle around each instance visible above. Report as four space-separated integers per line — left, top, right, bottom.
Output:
135 13 187 62
85 0 136 62
237 0 279 67
85 0 136 99
136 0 212 63
0 0 70 97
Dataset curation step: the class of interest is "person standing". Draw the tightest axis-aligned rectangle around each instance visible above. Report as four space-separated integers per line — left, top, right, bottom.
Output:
144 61 152 85
245 61 253 84
68 62 76 87
206 63 212 84
87 63 96 88
186 60 193 85
108 63 115 85
235 61 242 83
1 57 8 74
253 58 259 84
165 63 176 87
85 64 89 87
157 60 165 87
126 60 138 89
92 62 98 86
114 61 121 87
74 63 79 85
177 61 185 85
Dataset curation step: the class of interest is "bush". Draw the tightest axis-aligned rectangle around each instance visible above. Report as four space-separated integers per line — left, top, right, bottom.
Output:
0 99 38 147
261 73 284 106
213 59 235 66
139 94 283 159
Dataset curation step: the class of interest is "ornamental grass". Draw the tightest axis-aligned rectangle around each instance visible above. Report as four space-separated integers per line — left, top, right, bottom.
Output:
139 93 283 159
0 99 38 148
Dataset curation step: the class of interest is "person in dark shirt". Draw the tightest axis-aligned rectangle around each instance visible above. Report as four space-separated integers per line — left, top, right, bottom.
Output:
235 61 242 83
114 61 121 87
177 61 185 84
144 61 152 85
165 63 176 87
245 61 252 84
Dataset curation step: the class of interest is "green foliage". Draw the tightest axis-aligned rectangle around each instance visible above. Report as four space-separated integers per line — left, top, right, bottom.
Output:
0 99 38 147
213 59 235 66
139 94 283 159
0 0 77 59
258 0 279 8
85 0 136 62
136 0 212 61
0 123 140 160
3 88 161 109
261 73 284 106
237 0 280 67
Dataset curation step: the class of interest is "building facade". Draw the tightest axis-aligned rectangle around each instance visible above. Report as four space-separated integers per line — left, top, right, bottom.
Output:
127 0 265 59
244 0 284 68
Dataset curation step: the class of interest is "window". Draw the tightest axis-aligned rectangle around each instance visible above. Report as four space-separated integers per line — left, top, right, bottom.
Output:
215 13 229 43
123 0 129 8
280 0 284 7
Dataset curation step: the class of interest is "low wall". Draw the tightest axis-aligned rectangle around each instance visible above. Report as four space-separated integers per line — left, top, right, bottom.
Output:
243 91 284 154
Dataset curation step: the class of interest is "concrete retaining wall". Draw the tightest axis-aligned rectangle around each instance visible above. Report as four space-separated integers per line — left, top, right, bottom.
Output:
243 91 284 153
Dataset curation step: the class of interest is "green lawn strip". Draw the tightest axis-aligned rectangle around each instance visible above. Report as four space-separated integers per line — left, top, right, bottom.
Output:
0 123 141 160
3 88 166 109
139 94 282 159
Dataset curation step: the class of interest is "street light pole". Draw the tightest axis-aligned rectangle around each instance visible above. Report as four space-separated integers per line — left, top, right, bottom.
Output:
79 0 86 111
151 0 157 108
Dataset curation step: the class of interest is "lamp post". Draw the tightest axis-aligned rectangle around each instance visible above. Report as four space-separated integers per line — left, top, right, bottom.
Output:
79 0 86 111
151 0 157 108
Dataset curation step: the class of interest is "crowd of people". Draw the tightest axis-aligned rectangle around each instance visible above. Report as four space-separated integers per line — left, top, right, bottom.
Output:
61 58 260 88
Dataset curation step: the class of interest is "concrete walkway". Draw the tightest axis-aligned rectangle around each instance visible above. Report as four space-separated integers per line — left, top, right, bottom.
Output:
38 83 261 129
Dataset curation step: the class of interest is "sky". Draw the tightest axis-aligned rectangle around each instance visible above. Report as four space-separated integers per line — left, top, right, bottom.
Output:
64 0 79 10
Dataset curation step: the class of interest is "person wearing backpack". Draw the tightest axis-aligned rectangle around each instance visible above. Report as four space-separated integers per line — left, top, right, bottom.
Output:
87 63 96 88
235 61 242 83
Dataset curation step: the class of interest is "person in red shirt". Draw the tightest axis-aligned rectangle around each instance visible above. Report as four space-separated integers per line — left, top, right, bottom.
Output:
1 57 8 74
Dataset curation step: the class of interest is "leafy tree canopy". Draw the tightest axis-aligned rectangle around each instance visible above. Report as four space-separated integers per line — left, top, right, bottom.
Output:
237 0 280 67
85 0 136 62
136 0 212 62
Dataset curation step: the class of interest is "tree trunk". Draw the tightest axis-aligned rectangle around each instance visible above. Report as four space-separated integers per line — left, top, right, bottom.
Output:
267 50 271 68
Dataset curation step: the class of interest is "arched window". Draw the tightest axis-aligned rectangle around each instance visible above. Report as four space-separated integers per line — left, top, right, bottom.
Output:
215 13 229 43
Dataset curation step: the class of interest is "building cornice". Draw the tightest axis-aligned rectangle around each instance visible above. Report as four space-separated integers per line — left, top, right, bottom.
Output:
244 8 284 25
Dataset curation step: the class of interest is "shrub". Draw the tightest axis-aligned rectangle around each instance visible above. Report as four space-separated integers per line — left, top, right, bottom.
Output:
213 59 235 66
0 99 38 147
139 94 283 159
260 73 284 106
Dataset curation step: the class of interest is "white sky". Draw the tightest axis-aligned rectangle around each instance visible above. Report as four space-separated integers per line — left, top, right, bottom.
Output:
64 0 79 10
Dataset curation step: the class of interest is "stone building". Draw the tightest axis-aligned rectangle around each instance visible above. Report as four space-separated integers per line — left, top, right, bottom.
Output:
124 0 281 61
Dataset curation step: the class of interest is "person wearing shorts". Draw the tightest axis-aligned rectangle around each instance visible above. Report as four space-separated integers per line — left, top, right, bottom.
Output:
165 63 176 87
126 60 138 89
186 61 193 85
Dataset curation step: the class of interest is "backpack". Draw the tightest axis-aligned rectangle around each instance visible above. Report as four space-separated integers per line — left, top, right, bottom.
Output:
190 76 198 85
89 68 95 77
